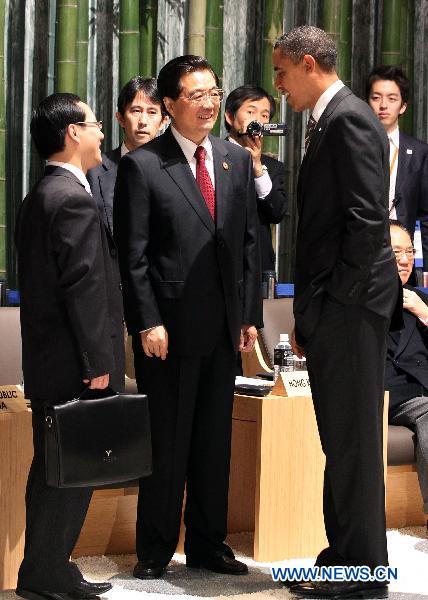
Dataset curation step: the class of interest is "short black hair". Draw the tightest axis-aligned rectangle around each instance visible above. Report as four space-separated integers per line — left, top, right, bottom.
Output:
30 93 85 159
389 219 412 236
224 85 276 132
117 76 166 117
274 26 337 73
366 65 410 104
157 55 219 116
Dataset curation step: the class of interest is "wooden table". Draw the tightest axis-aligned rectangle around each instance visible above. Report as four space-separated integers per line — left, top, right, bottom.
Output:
227 393 327 562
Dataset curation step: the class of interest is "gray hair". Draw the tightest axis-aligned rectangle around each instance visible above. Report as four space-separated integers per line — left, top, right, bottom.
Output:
274 26 337 73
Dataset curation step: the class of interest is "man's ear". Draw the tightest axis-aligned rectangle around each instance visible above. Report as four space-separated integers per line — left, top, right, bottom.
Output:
115 111 125 128
163 97 175 119
302 54 316 73
67 123 80 143
225 111 234 127
399 102 408 116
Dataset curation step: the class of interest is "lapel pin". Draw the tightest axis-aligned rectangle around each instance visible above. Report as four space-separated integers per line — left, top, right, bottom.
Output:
223 162 229 170
407 149 413 155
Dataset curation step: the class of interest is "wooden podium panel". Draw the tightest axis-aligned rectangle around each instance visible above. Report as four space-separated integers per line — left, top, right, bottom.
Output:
228 394 327 562
0 411 33 590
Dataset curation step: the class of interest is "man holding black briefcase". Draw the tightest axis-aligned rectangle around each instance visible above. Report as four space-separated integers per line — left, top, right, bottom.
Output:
14 93 124 600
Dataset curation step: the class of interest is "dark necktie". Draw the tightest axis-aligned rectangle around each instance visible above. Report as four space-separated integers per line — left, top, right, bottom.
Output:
194 146 215 220
304 115 317 153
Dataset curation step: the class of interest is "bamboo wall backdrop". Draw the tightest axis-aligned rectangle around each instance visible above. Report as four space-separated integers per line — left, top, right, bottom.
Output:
1 0 428 288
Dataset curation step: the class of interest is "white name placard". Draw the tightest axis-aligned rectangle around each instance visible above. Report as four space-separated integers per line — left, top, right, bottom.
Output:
280 371 312 397
0 385 28 412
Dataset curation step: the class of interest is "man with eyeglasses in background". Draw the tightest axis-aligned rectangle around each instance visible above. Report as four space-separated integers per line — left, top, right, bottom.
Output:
114 55 262 580
387 220 428 535
367 66 428 284
87 77 167 235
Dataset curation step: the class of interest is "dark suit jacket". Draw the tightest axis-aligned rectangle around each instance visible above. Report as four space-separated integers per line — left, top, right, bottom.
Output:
394 131 428 269
87 147 121 233
386 285 428 409
114 127 263 356
15 166 124 402
294 86 400 345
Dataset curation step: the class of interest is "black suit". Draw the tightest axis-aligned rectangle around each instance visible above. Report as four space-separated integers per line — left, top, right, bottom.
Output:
386 285 428 512
295 86 400 569
87 147 121 233
15 166 124 592
114 127 262 564
393 132 428 269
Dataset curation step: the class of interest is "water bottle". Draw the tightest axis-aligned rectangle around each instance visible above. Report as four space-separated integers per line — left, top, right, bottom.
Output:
293 355 307 371
273 333 293 381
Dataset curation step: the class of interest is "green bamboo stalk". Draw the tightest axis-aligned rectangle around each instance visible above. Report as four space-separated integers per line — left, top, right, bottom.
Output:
140 0 157 77
56 0 78 92
399 0 414 133
0 0 6 280
76 0 89 101
205 0 223 136
187 0 206 56
261 0 283 156
120 0 140 89
321 0 352 88
381 0 402 65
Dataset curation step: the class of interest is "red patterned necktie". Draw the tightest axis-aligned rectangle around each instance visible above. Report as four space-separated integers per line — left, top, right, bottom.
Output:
194 146 215 220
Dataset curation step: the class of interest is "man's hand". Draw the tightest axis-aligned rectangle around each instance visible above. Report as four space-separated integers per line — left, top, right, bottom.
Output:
141 325 168 360
291 327 305 358
239 324 258 352
403 288 428 322
241 134 264 177
83 374 109 389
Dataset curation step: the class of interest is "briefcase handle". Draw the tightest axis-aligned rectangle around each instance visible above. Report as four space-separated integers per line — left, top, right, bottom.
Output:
77 386 118 401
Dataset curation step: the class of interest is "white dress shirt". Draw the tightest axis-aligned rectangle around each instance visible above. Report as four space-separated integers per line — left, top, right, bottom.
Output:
121 141 130 157
312 79 345 123
388 126 400 219
46 161 92 196
227 136 272 199
171 126 215 189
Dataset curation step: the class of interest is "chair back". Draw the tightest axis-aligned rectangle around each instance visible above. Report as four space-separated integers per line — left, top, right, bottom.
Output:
0 307 23 385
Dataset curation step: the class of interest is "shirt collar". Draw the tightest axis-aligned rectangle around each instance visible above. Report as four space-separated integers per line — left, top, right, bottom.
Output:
312 80 345 122
46 161 92 195
121 141 130 157
388 126 400 148
171 125 213 163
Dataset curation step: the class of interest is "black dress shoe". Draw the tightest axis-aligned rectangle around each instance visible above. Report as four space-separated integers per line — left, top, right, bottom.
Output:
291 580 388 599
133 559 166 579
186 551 248 575
16 589 77 600
71 579 112 598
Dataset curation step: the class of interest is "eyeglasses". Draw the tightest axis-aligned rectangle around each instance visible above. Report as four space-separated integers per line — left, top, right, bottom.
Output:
392 247 416 259
178 89 224 105
74 121 103 130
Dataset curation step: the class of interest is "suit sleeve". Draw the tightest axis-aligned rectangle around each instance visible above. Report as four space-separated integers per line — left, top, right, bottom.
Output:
242 154 264 328
325 110 389 304
114 153 163 334
51 191 114 380
257 159 287 224
417 151 428 270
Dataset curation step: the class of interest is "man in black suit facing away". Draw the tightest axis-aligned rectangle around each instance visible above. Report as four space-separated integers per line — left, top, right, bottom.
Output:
15 94 124 600
273 26 399 598
387 221 428 528
87 76 167 234
224 85 287 273
114 55 262 579
367 65 428 281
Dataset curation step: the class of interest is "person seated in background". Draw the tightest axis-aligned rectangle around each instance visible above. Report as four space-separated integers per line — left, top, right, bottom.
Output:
224 85 287 274
87 76 168 234
388 220 428 530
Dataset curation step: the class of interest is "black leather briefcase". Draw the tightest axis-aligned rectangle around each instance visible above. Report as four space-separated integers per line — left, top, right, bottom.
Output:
44 387 152 488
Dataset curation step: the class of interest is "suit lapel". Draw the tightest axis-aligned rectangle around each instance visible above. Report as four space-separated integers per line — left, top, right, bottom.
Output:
298 86 353 208
211 136 231 232
395 132 413 208
161 128 215 235
395 310 417 357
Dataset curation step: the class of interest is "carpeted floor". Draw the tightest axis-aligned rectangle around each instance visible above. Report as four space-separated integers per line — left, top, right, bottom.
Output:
2 529 427 599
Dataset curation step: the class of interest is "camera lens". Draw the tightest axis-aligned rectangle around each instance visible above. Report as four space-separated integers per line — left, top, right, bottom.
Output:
246 121 262 136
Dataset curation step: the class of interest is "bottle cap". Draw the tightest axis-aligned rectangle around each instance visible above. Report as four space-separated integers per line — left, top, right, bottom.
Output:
279 333 289 342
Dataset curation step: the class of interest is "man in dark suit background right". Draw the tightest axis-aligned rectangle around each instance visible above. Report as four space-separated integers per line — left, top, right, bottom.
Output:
367 65 428 279
273 26 399 599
